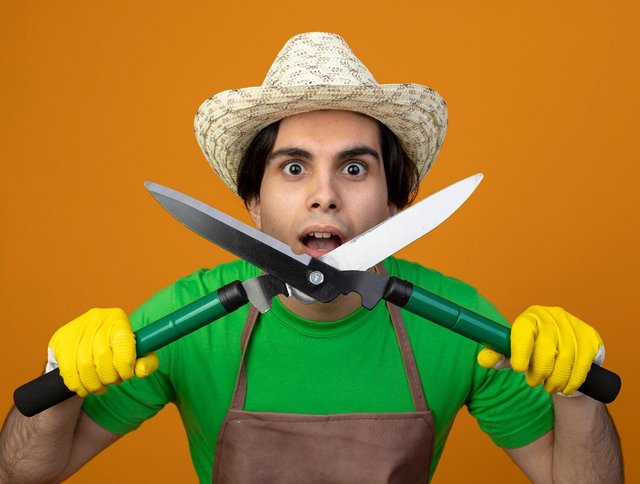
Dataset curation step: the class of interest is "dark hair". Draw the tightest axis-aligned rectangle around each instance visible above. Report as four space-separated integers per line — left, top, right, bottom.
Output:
236 117 419 209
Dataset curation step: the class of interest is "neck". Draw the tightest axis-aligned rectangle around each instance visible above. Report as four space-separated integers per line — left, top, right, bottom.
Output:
278 291 363 321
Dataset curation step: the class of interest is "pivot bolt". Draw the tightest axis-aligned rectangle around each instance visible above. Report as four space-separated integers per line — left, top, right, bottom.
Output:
308 271 324 286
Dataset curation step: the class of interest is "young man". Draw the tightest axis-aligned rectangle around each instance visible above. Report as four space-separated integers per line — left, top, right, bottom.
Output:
0 32 622 483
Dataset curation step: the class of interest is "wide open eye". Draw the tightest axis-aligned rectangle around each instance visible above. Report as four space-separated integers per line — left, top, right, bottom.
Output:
282 161 305 176
342 162 366 177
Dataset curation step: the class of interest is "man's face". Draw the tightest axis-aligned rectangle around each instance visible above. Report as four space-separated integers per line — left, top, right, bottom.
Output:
248 110 398 258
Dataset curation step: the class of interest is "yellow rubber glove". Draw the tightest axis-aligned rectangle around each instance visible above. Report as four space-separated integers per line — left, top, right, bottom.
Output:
48 308 159 397
477 306 604 396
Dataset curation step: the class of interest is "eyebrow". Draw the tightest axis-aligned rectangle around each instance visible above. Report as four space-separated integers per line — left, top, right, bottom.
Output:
269 147 312 161
269 145 381 163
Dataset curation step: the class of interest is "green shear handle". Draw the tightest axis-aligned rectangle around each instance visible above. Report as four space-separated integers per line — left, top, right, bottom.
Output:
13 281 248 417
383 277 621 404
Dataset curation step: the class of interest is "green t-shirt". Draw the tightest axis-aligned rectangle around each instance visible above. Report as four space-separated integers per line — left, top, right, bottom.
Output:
83 257 553 481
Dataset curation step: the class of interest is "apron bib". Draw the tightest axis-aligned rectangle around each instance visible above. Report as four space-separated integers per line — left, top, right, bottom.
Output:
212 264 435 483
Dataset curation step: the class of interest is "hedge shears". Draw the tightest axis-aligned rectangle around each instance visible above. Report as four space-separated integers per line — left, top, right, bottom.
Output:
14 174 620 416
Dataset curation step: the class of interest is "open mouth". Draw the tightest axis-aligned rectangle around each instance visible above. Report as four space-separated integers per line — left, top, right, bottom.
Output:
301 232 343 252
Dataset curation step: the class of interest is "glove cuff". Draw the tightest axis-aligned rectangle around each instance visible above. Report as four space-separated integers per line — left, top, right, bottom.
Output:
45 347 59 373
593 346 605 367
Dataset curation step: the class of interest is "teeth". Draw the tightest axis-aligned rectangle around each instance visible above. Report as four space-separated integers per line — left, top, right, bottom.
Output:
307 232 333 239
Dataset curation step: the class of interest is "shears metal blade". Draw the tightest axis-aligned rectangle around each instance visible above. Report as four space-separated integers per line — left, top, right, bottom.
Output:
320 173 483 271
144 174 483 308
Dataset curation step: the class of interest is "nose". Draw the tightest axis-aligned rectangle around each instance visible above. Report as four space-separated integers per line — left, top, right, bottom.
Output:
308 171 340 212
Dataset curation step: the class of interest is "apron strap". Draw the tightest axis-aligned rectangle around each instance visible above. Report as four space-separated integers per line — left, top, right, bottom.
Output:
228 304 260 410
229 263 428 412
377 263 428 412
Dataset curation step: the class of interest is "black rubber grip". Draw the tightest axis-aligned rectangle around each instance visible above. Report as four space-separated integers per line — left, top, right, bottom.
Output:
14 369 74 417
383 277 413 307
578 364 621 404
218 280 248 312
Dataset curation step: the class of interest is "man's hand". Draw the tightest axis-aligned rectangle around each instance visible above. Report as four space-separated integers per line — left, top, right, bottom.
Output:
49 308 159 397
478 306 604 395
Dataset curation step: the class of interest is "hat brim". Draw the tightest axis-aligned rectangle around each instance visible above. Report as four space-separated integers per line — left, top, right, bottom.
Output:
195 83 448 193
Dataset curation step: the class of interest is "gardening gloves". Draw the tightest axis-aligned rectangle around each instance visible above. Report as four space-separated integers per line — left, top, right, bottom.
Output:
47 308 159 397
477 305 605 396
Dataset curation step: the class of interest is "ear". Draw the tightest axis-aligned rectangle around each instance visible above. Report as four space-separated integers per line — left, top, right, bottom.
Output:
247 197 262 229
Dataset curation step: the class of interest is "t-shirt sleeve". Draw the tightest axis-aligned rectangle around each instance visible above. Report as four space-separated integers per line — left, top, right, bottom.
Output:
466 294 554 449
82 283 179 435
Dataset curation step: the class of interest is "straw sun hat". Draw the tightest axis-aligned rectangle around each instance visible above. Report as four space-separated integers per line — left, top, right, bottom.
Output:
194 32 448 193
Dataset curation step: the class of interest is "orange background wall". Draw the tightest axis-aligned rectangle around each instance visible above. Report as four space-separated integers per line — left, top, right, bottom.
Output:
1 1 638 482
